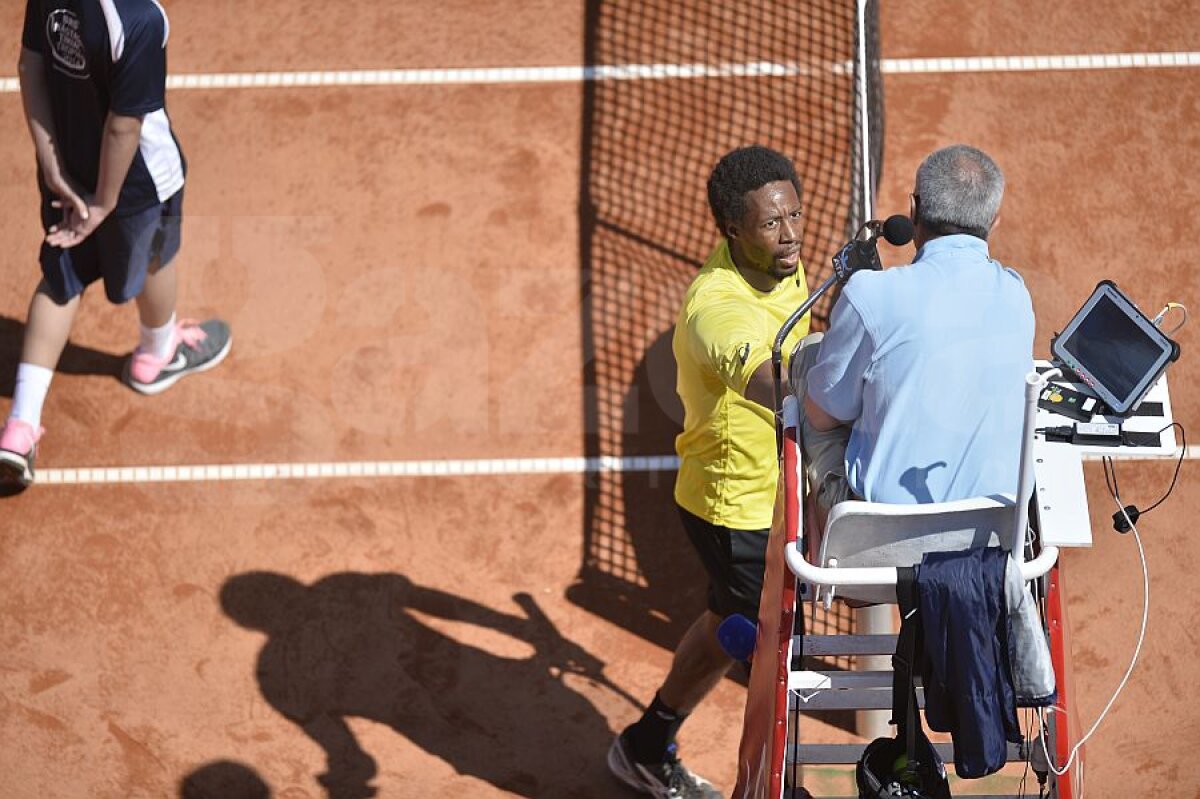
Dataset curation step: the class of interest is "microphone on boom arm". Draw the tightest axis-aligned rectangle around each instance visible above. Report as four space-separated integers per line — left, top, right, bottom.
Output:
831 214 914 282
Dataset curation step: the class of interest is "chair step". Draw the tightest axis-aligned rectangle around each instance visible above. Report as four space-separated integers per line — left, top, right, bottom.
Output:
789 669 894 691
797 633 898 657
788 677 922 711
788 740 1026 765
789 669 922 711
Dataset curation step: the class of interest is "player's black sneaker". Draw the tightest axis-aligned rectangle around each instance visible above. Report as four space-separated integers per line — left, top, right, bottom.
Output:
607 731 724 799
126 318 232 395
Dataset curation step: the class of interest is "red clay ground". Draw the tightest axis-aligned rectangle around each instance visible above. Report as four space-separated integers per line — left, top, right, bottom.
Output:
0 1 1197 797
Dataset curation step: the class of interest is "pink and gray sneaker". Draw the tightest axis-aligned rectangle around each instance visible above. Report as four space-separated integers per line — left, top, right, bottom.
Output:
0 417 44 488
126 318 232 395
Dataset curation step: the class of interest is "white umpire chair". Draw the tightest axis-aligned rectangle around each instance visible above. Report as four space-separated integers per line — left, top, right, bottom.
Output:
733 370 1075 799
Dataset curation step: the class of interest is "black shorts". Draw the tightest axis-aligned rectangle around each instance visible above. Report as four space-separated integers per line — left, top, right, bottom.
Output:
678 505 770 620
39 189 184 304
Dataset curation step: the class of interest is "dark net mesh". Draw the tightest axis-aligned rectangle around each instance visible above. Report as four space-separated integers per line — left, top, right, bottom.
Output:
570 0 883 649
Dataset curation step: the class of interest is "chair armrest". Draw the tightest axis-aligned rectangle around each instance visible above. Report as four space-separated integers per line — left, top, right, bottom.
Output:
784 542 1058 589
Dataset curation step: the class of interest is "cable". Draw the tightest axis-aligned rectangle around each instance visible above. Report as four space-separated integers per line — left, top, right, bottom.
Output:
1151 302 1188 336
1108 422 1186 531
1017 708 1032 798
1140 422 1185 514
1037 425 1074 443
1101 453 1121 505
1037 471 1151 792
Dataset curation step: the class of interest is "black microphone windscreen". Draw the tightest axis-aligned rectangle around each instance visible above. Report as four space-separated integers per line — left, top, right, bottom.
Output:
882 214 914 246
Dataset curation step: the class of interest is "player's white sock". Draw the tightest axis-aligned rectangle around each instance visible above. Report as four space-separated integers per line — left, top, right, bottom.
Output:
10 363 54 429
140 313 177 361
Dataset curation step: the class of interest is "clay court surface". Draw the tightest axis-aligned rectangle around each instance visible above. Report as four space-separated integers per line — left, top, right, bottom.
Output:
1 1 1198 797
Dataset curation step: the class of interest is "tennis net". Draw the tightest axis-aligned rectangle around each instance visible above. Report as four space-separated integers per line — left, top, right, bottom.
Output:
572 0 884 649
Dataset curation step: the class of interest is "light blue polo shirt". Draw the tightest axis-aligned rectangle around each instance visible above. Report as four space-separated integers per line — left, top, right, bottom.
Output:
806 235 1034 504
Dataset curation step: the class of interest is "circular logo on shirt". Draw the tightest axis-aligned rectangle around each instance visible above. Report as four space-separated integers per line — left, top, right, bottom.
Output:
46 9 89 77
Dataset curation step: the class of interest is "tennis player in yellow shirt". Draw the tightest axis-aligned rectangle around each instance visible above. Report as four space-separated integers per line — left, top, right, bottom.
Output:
608 145 809 799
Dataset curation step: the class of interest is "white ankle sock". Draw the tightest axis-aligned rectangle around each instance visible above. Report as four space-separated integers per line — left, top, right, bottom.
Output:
140 313 177 360
11 363 54 429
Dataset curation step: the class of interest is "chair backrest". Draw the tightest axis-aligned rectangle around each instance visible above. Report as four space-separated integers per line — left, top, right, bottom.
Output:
817 494 1017 605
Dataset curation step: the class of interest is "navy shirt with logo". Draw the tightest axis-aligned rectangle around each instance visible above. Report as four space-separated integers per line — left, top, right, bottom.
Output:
22 0 186 216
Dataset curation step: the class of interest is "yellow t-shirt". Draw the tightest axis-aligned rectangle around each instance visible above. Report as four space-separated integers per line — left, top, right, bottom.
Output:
673 240 810 529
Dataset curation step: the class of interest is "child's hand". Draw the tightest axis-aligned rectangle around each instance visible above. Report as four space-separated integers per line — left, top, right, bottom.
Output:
45 195 109 249
40 167 91 233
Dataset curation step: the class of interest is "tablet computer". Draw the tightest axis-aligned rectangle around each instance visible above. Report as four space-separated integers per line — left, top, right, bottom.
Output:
1050 280 1180 415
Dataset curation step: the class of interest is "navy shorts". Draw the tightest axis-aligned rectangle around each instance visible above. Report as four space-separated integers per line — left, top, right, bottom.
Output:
678 505 770 619
39 189 184 305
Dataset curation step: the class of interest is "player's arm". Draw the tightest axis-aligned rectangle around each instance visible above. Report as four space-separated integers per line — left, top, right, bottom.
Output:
18 47 63 183
744 355 847 429
18 47 89 223
45 112 144 248
688 300 784 412
91 112 144 213
743 359 778 410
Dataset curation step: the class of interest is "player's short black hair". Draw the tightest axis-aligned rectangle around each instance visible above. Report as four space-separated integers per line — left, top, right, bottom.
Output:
707 145 802 236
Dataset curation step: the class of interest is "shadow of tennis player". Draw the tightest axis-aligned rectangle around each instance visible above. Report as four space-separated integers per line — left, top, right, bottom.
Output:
221 572 628 799
569 326 706 652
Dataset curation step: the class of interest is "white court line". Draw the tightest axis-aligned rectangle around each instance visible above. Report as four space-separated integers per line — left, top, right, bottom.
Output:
30 447 1197 485
881 51 1200 74
0 62 819 93
2 52 1199 93
32 455 682 485
1081 446 1195 463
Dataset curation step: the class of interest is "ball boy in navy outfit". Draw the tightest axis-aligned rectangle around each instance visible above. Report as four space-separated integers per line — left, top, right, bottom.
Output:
1 0 231 488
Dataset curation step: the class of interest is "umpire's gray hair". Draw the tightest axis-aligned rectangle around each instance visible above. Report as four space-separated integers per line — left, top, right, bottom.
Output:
915 145 1004 241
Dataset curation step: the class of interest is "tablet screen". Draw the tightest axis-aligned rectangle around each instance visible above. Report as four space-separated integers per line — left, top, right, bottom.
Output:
1052 282 1178 413
1059 293 1164 402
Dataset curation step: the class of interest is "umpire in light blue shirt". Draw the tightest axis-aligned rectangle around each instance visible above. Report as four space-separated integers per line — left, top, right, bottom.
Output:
792 144 1034 527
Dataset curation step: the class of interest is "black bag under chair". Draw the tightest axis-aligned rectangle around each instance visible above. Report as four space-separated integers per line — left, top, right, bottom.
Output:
856 568 950 799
